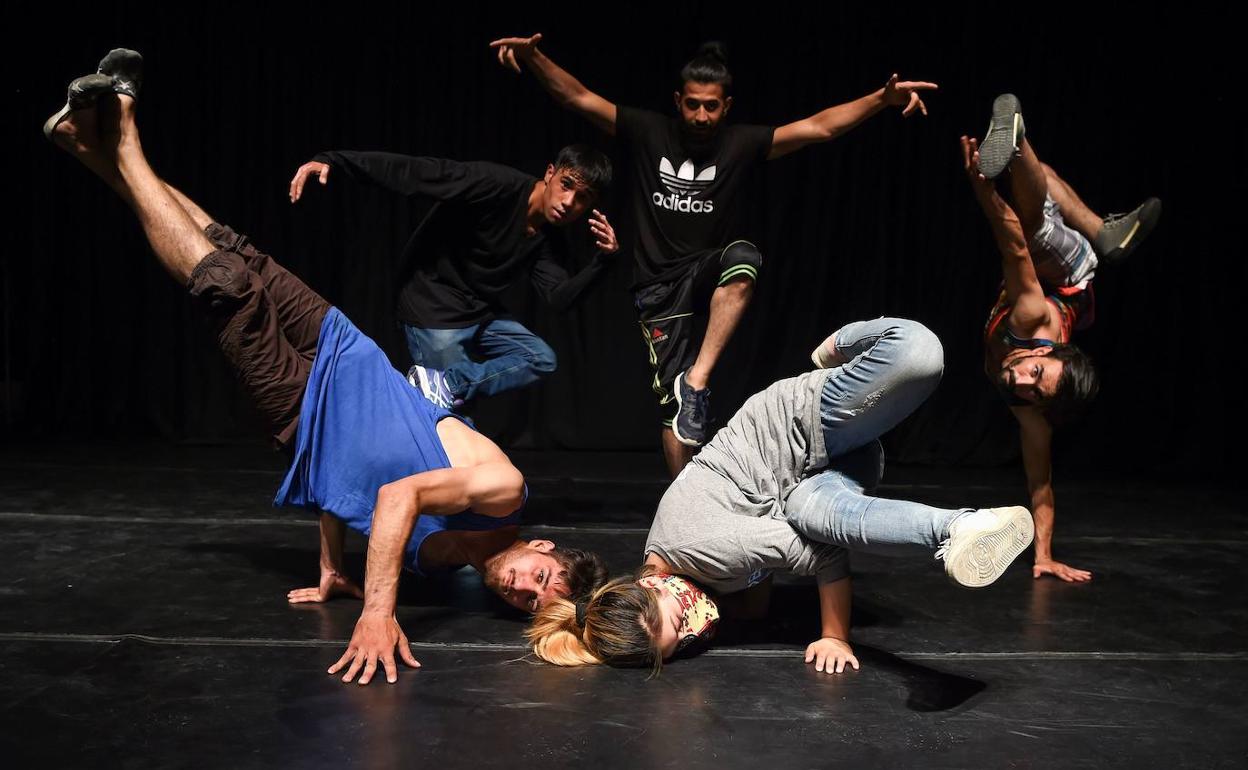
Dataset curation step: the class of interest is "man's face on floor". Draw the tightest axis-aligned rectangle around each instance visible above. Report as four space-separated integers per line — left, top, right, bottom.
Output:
484 541 568 612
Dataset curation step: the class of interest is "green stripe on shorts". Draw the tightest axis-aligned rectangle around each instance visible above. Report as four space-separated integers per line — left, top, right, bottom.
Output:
718 264 758 285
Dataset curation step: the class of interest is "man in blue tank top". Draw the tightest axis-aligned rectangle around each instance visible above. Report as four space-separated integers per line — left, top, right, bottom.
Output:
44 51 606 685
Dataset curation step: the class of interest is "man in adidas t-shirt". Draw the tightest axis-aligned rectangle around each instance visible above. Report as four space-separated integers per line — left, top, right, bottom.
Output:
491 35 936 476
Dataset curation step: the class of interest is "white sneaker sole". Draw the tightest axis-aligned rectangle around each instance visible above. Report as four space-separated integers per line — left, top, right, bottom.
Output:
670 372 704 447
945 506 1034 588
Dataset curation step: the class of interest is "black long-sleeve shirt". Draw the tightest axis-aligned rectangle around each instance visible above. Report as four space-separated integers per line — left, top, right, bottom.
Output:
314 151 611 328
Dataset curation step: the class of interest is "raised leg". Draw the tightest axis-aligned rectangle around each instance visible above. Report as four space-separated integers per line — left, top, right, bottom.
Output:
683 276 753 390
1040 164 1102 239
817 318 944 459
413 319 558 401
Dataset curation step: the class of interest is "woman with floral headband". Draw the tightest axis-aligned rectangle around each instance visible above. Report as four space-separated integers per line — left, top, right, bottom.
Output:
528 318 1035 673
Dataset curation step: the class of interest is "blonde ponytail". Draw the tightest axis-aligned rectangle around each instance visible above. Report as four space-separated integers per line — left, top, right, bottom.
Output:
526 598 602 666
527 572 664 672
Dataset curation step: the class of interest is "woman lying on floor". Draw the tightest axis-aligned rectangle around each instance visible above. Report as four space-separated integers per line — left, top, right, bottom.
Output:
528 318 1035 673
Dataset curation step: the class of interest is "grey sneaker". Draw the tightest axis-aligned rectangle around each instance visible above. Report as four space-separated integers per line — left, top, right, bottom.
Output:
936 506 1034 588
97 48 143 99
977 94 1025 180
1092 197 1162 263
671 371 711 447
42 73 116 141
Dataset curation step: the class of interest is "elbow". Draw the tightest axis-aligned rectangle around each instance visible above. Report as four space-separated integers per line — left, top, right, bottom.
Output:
561 89 595 113
485 465 527 517
376 480 420 523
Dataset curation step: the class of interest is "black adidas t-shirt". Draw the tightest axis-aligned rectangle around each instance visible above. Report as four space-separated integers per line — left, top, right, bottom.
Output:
616 106 773 286
314 152 610 328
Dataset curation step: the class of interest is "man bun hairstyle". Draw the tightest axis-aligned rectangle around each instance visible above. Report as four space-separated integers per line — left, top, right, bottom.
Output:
553 144 612 194
1043 343 1099 425
680 41 733 93
550 546 608 603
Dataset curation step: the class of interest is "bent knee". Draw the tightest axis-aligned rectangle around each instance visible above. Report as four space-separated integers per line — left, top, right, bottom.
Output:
886 318 945 383
719 240 762 286
527 341 558 375
187 250 256 303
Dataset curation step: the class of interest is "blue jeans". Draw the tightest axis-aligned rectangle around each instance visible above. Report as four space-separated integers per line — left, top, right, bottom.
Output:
402 319 557 402
785 318 971 555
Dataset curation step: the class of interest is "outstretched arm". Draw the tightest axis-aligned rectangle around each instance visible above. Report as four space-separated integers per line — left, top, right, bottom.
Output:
961 136 1051 337
769 74 937 160
805 577 859 674
290 153 492 204
1013 408 1092 583
489 33 618 135
287 513 365 604
328 462 526 684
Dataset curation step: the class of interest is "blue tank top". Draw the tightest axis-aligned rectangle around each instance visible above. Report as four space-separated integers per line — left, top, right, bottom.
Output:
273 308 522 575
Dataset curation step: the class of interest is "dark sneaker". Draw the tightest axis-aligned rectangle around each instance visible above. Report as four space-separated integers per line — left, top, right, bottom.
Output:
1092 197 1162 263
671 371 711 447
978 93 1025 180
42 73 116 140
936 506 1034 588
406 365 463 410
97 48 143 100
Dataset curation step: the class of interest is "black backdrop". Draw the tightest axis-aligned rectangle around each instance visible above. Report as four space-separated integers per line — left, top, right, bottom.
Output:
8 4 1243 476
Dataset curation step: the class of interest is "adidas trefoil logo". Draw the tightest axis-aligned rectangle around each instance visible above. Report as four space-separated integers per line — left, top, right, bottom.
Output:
654 157 716 213
659 157 716 196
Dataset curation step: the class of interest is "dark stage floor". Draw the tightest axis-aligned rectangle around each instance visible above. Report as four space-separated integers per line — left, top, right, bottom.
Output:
1 443 1245 768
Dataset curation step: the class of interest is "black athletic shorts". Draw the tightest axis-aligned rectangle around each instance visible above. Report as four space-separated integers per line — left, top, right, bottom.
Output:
634 240 761 424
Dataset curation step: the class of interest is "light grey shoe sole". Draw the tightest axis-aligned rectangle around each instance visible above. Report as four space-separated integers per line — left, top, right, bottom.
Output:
945 506 1034 588
978 94 1024 180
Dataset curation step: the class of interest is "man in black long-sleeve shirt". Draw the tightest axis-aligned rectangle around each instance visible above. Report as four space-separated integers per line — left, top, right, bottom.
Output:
289 145 617 407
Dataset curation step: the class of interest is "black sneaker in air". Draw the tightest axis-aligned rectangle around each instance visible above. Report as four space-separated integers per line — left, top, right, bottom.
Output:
672 371 711 447
978 93 1025 180
97 48 143 99
1092 197 1162 263
42 73 115 141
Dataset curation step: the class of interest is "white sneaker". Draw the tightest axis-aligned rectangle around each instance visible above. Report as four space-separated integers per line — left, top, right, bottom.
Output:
406 365 462 410
936 506 1034 588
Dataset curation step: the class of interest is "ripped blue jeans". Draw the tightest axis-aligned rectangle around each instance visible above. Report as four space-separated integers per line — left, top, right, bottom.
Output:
784 318 970 555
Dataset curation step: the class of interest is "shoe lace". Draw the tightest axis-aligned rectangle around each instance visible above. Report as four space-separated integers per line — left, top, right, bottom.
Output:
934 539 950 562
1102 210 1132 225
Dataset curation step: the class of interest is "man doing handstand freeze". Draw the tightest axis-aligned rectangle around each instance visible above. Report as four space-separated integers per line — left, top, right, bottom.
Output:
44 50 605 686
962 94 1161 582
